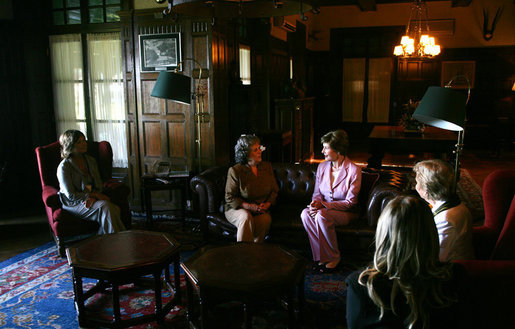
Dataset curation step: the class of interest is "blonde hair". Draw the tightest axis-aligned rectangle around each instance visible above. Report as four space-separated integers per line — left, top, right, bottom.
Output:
413 159 454 201
359 195 454 329
59 130 85 159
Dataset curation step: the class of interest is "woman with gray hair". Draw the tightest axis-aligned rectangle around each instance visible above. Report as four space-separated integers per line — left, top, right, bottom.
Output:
224 134 279 242
57 130 125 235
413 159 474 261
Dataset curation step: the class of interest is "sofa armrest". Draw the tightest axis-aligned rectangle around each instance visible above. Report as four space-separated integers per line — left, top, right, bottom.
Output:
190 166 229 240
366 184 404 226
42 185 62 210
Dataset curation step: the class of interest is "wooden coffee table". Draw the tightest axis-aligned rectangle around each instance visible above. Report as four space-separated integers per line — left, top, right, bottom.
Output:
66 230 181 328
181 242 306 329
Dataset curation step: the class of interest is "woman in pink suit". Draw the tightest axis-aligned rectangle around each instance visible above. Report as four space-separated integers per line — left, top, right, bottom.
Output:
301 130 362 273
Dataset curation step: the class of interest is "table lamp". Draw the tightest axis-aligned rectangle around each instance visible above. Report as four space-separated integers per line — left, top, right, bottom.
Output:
151 58 205 172
413 86 468 192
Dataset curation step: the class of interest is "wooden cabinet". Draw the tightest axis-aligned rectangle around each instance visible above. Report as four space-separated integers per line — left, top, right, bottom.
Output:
274 97 314 162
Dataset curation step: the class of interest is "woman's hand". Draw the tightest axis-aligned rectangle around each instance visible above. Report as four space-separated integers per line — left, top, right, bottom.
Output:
243 202 265 214
85 197 96 208
89 192 110 201
308 200 323 217
258 202 271 212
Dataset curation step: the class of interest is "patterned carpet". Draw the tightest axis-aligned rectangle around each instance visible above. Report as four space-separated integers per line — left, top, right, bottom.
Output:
0 241 359 329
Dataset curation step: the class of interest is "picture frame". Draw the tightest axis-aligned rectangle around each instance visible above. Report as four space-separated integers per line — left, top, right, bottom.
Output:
139 33 182 72
441 61 475 89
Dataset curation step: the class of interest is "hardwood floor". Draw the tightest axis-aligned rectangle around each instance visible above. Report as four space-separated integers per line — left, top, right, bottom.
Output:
1 144 514 263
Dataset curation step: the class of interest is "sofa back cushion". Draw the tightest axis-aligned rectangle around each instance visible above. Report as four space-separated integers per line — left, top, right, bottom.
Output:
273 163 317 206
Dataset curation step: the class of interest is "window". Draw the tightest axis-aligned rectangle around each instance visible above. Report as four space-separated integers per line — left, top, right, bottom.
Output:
289 57 293 80
49 33 128 167
52 0 121 25
239 45 251 85
342 57 391 123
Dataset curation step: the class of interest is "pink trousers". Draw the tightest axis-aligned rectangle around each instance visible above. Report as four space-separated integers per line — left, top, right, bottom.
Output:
300 207 357 263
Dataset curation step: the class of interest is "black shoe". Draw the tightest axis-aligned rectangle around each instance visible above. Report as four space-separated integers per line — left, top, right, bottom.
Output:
312 261 324 272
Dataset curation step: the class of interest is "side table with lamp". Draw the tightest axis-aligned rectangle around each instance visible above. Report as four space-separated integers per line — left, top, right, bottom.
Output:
141 165 192 227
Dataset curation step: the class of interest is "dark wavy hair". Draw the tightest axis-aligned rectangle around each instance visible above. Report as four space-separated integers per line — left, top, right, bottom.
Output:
59 129 85 159
320 129 349 156
234 134 260 164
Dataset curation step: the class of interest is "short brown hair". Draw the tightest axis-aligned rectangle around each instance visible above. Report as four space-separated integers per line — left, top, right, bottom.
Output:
320 129 349 156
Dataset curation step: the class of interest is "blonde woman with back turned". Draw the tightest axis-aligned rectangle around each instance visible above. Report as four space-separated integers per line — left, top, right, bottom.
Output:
345 195 467 329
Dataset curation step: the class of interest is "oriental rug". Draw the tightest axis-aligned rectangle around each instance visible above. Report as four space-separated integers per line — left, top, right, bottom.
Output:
0 242 355 329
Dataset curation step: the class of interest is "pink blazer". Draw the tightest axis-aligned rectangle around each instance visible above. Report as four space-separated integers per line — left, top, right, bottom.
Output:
312 157 362 211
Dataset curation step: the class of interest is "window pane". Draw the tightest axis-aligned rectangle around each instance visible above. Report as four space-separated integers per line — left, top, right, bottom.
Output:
89 0 103 5
53 11 65 25
106 0 120 5
67 9 81 24
239 45 251 85
66 0 80 7
89 8 104 23
106 6 120 22
53 0 64 9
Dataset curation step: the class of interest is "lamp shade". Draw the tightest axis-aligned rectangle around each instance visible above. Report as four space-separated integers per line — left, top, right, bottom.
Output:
151 71 191 105
413 86 467 131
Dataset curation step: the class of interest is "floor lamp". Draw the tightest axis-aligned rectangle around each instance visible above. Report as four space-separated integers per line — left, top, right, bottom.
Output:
150 58 205 172
412 84 468 192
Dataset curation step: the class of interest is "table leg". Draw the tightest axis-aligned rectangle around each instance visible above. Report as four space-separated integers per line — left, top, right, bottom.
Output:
145 186 153 227
112 284 121 324
71 269 85 319
154 271 163 323
243 303 252 329
173 256 182 304
199 289 208 329
297 276 305 320
287 291 295 329
185 278 194 323
180 184 186 228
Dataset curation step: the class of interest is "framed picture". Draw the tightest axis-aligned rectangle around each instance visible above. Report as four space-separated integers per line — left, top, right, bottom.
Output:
139 33 182 72
441 61 475 89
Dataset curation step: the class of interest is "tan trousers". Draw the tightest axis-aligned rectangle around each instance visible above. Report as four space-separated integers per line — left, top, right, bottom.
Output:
225 208 271 243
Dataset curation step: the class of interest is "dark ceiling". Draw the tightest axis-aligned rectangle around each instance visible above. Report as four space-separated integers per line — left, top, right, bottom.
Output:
314 0 472 12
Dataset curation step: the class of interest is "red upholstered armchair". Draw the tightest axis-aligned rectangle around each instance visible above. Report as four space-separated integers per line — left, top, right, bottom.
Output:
35 140 131 256
455 169 515 328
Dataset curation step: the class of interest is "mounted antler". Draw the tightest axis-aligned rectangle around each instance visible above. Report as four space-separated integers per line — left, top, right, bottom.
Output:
483 6 503 41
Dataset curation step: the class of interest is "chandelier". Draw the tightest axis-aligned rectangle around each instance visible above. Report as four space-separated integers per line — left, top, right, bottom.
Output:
394 0 441 58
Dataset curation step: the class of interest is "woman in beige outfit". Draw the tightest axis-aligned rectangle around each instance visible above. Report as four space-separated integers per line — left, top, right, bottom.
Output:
224 134 279 242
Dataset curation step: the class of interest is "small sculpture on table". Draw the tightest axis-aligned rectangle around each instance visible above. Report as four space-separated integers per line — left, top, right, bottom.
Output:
399 99 425 136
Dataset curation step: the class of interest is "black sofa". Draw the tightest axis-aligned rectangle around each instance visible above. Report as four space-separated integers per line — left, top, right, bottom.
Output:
190 162 410 250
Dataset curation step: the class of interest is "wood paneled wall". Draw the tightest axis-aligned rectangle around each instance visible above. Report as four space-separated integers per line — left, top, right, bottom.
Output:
120 9 212 204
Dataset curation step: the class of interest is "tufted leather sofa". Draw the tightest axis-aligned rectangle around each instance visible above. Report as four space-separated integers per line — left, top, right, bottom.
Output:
190 162 409 249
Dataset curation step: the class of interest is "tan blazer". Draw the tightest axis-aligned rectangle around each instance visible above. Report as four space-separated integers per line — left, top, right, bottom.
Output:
224 161 279 212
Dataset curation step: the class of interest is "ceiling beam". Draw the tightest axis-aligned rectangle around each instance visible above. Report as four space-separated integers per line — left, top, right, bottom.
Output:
357 0 377 11
451 0 472 7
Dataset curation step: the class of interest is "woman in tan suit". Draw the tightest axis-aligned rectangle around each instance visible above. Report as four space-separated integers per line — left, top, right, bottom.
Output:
224 134 279 242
